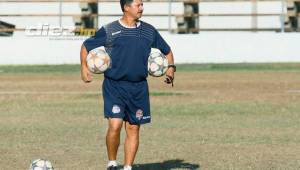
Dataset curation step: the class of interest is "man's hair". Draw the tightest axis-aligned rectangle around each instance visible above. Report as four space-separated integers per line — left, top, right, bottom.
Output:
120 0 134 12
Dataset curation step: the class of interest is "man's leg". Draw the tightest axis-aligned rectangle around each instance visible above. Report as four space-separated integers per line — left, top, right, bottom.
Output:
124 121 140 167
106 118 123 161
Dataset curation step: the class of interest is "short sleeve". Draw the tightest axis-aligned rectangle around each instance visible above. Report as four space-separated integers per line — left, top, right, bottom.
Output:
83 27 107 52
151 29 171 55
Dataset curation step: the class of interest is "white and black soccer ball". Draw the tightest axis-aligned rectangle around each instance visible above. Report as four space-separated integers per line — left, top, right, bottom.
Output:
148 49 168 77
87 48 111 74
29 159 54 170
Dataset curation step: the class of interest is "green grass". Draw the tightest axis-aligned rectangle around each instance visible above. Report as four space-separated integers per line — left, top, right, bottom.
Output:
1 64 300 169
0 64 80 74
1 63 300 74
177 63 300 72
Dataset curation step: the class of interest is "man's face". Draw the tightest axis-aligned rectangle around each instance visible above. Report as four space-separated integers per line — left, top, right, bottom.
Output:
125 0 144 20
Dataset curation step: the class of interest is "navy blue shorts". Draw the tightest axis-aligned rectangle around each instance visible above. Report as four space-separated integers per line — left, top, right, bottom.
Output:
102 78 151 125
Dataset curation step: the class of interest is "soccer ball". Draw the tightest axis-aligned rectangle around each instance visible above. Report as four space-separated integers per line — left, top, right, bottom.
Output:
29 159 54 170
87 48 111 74
148 49 168 77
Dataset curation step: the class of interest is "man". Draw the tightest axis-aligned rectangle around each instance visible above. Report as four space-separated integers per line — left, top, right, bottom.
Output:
80 0 176 169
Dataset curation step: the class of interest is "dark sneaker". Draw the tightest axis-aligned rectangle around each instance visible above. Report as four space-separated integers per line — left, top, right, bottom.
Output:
107 165 117 170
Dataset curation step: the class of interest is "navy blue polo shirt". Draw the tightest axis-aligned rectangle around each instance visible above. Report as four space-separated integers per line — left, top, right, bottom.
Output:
83 20 171 82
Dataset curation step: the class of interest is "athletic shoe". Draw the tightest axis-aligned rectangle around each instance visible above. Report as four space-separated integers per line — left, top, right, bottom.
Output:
107 165 118 170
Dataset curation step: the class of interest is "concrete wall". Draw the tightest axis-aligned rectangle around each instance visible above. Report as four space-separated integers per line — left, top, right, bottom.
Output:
1 32 300 65
1 1 299 65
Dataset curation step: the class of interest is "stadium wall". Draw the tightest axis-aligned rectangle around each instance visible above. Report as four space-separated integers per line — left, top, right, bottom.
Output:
1 32 300 65
0 2 299 64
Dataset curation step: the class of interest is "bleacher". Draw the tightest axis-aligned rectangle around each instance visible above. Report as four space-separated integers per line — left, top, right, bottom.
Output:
1 0 300 65
0 0 299 36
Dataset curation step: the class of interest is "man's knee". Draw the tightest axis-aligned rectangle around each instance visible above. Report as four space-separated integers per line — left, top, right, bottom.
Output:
108 118 123 134
126 123 140 134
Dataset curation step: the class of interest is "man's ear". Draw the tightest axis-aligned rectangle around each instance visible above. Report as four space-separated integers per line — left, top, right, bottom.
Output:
124 4 130 12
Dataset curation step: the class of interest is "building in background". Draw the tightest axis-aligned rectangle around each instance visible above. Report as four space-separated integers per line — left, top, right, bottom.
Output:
0 20 15 36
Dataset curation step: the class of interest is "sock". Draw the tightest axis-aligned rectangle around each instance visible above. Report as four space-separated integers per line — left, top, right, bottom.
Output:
107 160 117 167
123 165 132 170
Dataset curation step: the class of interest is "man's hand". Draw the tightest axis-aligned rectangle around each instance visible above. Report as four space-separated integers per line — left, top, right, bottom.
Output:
80 44 93 83
164 67 175 87
81 66 93 83
164 50 175 87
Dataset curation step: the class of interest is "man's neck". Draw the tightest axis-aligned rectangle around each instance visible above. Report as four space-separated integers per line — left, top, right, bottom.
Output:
120 16 138 27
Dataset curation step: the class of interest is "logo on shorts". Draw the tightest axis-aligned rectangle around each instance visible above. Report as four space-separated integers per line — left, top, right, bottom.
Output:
112 105 121 114
136 109 143 120
142 116 151 120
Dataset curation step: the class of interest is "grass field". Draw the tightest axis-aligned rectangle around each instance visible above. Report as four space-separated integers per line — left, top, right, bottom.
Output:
1 63 300 170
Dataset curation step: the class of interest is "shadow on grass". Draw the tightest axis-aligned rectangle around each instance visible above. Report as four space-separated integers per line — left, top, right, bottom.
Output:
132 159 200 170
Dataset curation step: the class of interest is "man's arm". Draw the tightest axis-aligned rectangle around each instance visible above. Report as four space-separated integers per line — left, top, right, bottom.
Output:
165 50 175 85
151 29 175 85
80 44 93 83
80 27 107 83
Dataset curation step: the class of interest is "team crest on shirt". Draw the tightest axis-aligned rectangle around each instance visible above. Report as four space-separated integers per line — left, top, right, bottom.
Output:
112 105 121 114
136 109 143 120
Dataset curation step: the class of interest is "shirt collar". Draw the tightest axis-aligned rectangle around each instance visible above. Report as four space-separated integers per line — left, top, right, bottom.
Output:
118 19 141 28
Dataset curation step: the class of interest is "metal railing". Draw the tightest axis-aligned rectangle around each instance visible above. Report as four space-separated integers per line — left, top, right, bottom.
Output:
0 0 296 33
0 0 299 2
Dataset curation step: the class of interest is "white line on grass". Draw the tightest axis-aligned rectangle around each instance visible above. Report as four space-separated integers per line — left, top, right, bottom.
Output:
0 91 101 95
0 91 192 95
287 90 300 93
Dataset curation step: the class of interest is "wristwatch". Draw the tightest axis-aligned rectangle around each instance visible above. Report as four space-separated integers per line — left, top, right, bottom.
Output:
168 64 176 72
